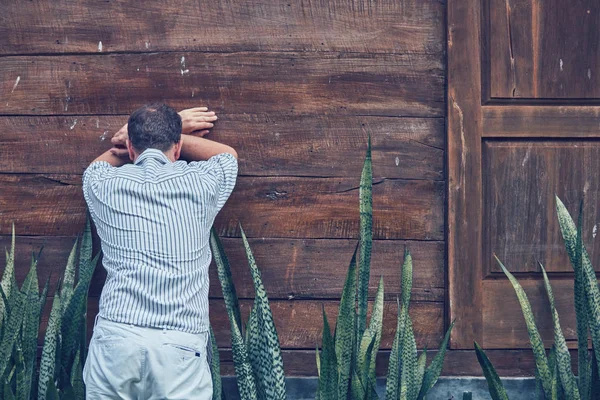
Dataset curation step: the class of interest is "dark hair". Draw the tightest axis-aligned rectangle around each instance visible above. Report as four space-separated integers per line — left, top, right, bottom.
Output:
127 103 182 152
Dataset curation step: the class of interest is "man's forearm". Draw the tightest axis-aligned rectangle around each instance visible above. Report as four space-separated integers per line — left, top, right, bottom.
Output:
91 149 130 167
179 135 238 161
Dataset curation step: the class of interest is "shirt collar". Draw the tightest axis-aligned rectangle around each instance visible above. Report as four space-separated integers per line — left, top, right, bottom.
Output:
134 148 171 165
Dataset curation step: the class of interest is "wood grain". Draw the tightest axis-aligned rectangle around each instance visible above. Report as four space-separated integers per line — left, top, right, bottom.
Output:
489 0 600 98
483 106 600 137
1 235 444 302
42 298 442 350
0 0 445 55
0 115 444 180
0 52 444 117
483 141 600 274
447 0 484 348
0 175 444 240
218 348 578 376
482 279 587 349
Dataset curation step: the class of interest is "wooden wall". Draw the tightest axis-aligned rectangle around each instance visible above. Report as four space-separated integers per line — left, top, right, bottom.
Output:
0 0 448 376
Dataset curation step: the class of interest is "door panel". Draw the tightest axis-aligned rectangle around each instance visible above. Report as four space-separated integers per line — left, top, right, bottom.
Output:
483 141 600 274
449 0 600 349
489 0 600 98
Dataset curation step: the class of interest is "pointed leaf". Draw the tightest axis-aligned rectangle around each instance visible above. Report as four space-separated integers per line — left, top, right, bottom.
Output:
474 342 509 400
385 298 404 400
210 229 243 334
240 226 286 399
38 294 62 400
417 321 455 400
496 256 552 398
335 245 358 400
556 196 600 374
540 264 579 399
318 309 338 400
357 137 373 342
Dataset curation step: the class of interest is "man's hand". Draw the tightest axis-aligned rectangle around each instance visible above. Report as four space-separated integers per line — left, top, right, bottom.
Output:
179 107 217 136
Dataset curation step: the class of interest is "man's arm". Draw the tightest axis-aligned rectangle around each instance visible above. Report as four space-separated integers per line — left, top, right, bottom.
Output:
179 134 238 162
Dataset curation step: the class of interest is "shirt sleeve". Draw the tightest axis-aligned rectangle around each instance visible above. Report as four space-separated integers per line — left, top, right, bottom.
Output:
195 153 238 210
82 161 114 214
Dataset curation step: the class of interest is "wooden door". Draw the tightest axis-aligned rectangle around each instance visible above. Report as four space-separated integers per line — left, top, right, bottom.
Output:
448 0 600 349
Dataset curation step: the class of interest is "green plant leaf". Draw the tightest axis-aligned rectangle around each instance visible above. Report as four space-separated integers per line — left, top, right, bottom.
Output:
38 293 62 400
357 136 373 342
385 298 404 400
210 228 243 335
400 248 412 311
59 238 78 312
540 264 579 399
1 224 18 329
399 306 417 400
463 393 473 400
18 255 40 400
365 277 384 385
474 342 509 400
496 256 552 398
556 196 600 375
209 326 222 400
230 314 258 400
591 346 600 400
70 349 84 400
417 321 455 400
0 287 24 378
240 226 286 400
319 308 338 400
335 245 358 400
78 216 93 279
415 348 427 396
60 252 100 378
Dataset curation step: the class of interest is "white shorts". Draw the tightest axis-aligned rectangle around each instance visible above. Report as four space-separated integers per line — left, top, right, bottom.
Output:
83 316 212 400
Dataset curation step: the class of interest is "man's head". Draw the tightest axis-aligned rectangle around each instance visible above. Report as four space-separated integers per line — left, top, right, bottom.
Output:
127 103 182 161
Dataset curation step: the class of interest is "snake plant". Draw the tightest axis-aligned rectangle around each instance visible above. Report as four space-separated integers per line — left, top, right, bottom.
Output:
0 217 99 399
476 196 600 399
316 139 454 400
210 226 287 400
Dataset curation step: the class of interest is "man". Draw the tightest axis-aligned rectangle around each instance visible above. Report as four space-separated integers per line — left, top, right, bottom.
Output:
81 104 238 399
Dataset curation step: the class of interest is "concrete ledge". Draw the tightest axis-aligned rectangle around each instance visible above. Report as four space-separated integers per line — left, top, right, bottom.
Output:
221 377 537 399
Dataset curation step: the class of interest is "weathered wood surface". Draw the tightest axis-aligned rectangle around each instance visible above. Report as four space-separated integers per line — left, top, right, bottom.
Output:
482 279 585 349
218 348 579 376
1 235 444 302
483 106 600 137
38 298 442 350
0 0 445 55
0 175 444 239
0 53 444 117
483 141 600 274
447 0 484 348
489 0 600 98
0 115 444 180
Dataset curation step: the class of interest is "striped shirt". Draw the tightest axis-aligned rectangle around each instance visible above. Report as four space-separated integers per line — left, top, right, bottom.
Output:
82 149 238 333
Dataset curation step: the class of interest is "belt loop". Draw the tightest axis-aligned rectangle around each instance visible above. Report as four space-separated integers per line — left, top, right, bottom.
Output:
93 313 100 328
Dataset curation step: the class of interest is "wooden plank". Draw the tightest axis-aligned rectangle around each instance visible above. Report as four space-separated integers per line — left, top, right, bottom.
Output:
209 299 443 349
0 175 444 240
447 0 484 348
208 238 444 302
0 53 444 117
483 141 600 274
483 106 600 137
1 236 444 302
217 348 573 376
46 298 441 350
489 0 600 98
0 115 444 180
0 0 445 55
482 279 588 349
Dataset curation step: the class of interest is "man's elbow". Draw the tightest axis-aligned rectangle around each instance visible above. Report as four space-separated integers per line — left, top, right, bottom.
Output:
228 147 238 160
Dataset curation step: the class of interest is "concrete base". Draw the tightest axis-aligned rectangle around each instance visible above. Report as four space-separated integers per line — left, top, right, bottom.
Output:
221 377 537 399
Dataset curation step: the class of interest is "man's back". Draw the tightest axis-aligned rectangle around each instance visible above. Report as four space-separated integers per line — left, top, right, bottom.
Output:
83 149 237 333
